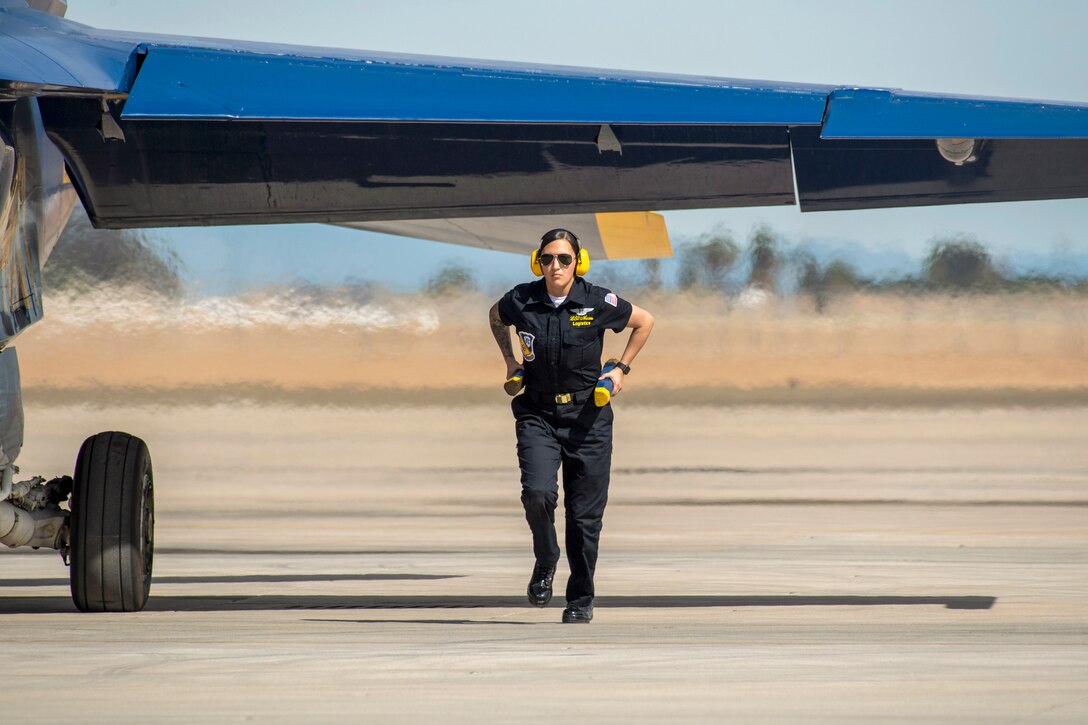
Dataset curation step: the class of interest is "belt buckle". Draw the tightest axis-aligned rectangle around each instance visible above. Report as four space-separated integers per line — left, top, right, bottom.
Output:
554 393 573 404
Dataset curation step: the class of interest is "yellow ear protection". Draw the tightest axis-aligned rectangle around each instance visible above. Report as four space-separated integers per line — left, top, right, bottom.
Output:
531 248 590 276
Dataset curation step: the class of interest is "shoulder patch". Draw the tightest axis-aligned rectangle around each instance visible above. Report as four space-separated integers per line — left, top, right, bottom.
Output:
517 330 536 361
604 292 618 307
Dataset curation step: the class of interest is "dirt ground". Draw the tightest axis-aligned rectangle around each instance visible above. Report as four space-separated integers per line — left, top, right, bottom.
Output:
16 289 1087 405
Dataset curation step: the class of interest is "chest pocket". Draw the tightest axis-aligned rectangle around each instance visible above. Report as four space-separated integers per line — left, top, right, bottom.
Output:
562 326 601 372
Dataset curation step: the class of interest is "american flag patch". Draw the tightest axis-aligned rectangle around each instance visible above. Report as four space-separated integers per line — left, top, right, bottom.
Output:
604 293 618 307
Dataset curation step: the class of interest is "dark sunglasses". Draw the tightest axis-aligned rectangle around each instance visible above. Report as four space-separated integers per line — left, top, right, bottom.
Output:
539 253 574 267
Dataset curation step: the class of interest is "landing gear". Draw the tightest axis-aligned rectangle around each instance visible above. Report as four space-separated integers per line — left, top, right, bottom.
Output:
69 432 154 613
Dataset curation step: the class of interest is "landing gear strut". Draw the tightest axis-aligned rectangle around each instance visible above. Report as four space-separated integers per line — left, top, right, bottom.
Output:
69 432 154 613
2 425 156 611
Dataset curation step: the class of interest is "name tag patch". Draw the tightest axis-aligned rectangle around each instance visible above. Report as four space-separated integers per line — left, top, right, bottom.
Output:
569 314 595 328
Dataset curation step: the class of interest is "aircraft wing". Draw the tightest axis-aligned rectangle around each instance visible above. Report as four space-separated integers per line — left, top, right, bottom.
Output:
3 3 1088 247
340 212 671 260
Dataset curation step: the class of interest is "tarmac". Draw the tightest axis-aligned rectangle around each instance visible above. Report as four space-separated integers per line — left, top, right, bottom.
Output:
3 403 1087 723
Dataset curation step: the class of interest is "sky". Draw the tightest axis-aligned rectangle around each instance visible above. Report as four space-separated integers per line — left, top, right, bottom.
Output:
64 0 1088 293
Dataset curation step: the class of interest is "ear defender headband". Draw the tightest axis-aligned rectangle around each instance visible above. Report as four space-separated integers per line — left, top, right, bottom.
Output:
530 230 590 276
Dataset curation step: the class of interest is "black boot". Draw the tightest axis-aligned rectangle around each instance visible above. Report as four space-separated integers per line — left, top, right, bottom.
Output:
527 562 556 607
562 600 593 623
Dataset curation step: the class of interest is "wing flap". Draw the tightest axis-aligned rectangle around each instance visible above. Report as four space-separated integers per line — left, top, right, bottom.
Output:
41 97 797 228
793 126 1088 211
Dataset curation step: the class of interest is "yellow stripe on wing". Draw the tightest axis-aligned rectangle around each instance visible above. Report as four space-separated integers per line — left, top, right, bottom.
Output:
594 212 672 260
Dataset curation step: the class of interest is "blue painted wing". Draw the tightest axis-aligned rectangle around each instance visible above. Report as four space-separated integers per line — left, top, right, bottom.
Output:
822 88 1088 139
4 2 1088 228
121 46 832 125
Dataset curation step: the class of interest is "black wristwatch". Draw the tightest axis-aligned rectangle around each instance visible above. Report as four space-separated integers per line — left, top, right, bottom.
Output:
614 361 631 375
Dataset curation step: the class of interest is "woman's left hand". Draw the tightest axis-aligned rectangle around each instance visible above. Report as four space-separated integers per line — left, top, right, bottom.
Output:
599 366 625 396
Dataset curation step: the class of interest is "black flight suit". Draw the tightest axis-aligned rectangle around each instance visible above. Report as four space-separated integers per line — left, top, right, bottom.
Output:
497 277 633 607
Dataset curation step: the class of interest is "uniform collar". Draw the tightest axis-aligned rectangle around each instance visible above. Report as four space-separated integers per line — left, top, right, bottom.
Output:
531 277 589 308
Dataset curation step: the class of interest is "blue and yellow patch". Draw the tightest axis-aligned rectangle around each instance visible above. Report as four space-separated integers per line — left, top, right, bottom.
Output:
518 330 536 361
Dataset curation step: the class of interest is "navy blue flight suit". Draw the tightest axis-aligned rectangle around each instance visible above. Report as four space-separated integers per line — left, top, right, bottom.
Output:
497 277 633 607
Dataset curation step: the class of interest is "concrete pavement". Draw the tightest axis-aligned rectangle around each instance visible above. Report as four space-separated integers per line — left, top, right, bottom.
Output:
2 404 1086 722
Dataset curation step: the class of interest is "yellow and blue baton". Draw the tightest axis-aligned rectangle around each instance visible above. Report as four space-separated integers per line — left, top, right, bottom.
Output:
594 359 619 407
504 369 525 396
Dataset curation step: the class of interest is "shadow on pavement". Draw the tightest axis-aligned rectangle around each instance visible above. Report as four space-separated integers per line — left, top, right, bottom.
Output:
0 593 997 614
0 573 461 587
302 618 546 626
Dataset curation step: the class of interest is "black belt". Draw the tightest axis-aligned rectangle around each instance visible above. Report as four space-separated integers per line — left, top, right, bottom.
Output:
525 386 596 406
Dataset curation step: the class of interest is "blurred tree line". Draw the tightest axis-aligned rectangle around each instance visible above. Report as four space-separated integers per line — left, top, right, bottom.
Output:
674 224 782 293
44 210 1086 304
425 225 1086 305
650 225 1086 310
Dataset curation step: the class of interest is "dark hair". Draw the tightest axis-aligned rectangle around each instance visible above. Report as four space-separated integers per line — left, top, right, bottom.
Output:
538 228 580 256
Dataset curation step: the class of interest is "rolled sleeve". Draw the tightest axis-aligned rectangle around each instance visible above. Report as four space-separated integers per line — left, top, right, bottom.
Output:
497 290 517 326
598 290 633 332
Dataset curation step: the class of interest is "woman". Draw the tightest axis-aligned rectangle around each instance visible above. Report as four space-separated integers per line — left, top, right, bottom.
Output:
488 228 654 623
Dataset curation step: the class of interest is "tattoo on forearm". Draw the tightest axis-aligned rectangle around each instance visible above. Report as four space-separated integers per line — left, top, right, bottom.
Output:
490 305 515 359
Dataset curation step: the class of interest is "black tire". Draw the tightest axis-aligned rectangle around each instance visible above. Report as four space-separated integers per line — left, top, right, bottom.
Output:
70 432 155 613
